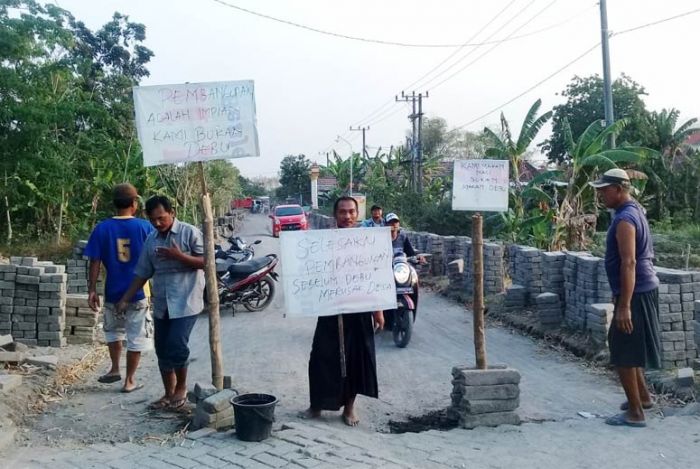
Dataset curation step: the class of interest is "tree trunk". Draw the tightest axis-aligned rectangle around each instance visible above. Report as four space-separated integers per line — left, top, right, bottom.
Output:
56 188 65 246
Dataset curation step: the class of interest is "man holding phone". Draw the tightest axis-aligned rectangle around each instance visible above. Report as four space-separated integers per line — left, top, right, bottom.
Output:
117 195 205 411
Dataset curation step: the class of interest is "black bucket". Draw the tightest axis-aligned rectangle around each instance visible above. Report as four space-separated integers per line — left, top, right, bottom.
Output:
230 393 278 442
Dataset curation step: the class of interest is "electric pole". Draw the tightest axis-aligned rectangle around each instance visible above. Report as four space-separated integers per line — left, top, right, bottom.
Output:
600 0 615 148
396 91 429 193
349 126 370 159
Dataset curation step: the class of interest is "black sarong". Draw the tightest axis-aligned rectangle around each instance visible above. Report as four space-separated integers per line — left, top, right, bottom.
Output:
308 312 378 410
609 289 661 369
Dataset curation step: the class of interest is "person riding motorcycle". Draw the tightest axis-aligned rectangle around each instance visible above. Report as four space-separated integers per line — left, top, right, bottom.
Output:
384 213 425 263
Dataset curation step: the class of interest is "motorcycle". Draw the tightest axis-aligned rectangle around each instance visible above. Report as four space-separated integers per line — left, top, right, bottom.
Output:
382 250 421 348
216 254 279 314
215 230 260 264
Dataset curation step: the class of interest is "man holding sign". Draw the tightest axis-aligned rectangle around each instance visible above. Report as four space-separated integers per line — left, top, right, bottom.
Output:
302 197 385 426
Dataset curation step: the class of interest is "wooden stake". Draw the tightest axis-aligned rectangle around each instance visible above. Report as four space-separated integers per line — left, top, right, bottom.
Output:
472 213 487 369
338 315 347 378
197 162 225 390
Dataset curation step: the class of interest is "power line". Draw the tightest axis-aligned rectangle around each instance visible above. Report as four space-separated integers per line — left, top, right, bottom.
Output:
612 7 700 37
425 0 559 92
209 0 596 49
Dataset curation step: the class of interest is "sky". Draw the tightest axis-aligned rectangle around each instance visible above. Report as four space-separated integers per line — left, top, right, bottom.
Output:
53 0 700 178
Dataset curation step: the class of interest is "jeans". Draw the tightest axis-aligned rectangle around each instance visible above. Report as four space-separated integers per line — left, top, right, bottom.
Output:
153 313 198 371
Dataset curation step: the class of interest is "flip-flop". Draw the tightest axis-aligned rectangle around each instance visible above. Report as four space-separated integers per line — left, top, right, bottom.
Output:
120 383 144 394
605 413 647 428
620 401 654 411
168 397 187 410
97 374 122 384
148 397 170 410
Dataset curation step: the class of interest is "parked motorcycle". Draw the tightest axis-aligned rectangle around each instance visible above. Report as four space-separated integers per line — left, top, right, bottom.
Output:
382 251 421 348
216 254 279 314
215 230 261 264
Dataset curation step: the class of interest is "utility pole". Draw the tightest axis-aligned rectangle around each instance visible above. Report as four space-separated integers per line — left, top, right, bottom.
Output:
349 126 370 159
396 91 428 192
599 0 615 148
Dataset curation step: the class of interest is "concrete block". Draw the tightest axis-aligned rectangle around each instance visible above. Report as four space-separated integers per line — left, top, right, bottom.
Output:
26 355 58 368
452 367 521 386
0 351 24 363
0 335 13 348
0 373 22 392
201 389 237 413
459 411 520 429
193 382 218 401
186 427 216 440
456 398 520 414
453 384 520 401
676 368 695 387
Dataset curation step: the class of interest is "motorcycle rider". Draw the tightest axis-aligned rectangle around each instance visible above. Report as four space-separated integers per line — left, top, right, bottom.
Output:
384 213 426 263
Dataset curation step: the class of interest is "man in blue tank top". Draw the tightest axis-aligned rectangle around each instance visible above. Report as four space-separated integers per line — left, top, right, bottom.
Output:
590 168 661 428
85 184 154 392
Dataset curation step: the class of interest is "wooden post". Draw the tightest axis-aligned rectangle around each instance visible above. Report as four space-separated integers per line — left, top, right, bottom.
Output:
472 213 487 369
337 315 347 378
197 162 225 390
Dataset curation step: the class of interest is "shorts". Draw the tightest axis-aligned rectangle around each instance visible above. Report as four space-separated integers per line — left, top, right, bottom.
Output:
153 312 198 371
103 299 154 352
609 289 662 369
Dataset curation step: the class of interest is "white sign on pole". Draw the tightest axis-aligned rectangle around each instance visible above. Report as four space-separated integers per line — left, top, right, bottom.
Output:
280 227 397 317
133 80 260 167
452 159 509 212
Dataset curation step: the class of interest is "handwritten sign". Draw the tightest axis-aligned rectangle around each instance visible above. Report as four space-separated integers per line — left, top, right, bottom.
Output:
452 159 509 212
133 80 260 167
280 227 397 317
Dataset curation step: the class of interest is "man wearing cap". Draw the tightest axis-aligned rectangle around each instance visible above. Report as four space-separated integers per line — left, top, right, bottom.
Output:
85 183 154 393
590 168 661 428
385 213 425 263
361 205 385 227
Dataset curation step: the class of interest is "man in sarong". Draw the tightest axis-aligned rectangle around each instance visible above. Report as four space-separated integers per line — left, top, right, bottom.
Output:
303 196 385 426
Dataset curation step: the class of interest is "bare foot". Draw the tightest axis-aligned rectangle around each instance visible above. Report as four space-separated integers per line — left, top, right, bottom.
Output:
298 408 321 419
342 411 359 427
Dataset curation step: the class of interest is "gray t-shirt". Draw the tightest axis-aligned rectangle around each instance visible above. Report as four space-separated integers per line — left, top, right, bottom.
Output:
134 218 205 319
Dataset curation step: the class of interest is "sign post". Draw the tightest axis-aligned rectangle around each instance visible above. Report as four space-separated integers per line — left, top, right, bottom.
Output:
133 80 260 389
452 159 509 369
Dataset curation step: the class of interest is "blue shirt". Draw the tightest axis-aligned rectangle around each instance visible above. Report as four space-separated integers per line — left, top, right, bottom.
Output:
605 200 659 295
84 217 154 304
134 219 205 319
361 218 385 227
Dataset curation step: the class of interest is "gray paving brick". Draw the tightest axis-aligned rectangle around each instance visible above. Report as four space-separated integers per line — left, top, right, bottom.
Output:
290 457 324 468
253 452 289 468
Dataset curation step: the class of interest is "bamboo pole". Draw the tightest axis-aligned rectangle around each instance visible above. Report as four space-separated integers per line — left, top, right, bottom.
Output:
198 161 225 390
338 315 347 378
472 213 487 369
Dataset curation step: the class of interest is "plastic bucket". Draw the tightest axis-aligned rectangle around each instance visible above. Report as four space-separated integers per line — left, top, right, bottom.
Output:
230 393 278 442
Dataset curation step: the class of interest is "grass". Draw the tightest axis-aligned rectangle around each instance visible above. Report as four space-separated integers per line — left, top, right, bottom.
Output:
0 237 75 264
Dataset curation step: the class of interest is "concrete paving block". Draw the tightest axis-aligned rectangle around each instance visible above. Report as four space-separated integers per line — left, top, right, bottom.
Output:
0 373 22 391
193 382 218 400
26 355 58 368
453 383 520 401
452 366 521 386
0 334 13 348
459 411 520 429
0 351 24 363
186 427 216 440
676 368 695 387
455 398 520 414
201 389 237 413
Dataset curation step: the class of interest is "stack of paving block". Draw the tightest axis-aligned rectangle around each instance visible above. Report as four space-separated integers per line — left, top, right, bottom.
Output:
425 234 444 276
511 246 544 303
535 292 562 328
655 268 699 368
563 252 593 329
541 251 566 302
574 256 601 330
441 236 458 274
189 382 236 430
447 259 466 292
0 264 15 336
64 294 100 345
585 303 613 345
483 243 505 295
504 285 528 313
693 301 700 354
66 240 102 295
596 262 612 303
449 366 521 429
8 257 67 347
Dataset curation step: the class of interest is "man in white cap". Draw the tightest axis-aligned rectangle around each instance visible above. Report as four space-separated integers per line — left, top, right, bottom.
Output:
590 168 661 428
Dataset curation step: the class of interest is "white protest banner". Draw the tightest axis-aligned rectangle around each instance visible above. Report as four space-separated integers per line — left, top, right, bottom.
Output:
280 227 397 317
452 159 509 212
133 80 260 167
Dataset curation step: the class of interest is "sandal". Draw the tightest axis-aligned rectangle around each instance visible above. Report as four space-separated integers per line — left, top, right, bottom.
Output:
98 373 122 384
168 397 187 410
148 397 170 410
605 413 646 428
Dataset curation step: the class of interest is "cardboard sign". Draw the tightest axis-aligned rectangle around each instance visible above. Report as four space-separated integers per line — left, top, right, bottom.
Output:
280 227 397 317
452 159 509 212
133 80 260 166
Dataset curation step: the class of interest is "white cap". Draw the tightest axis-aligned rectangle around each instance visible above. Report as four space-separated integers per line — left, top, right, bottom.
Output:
589 168 631 188
385 212 400 223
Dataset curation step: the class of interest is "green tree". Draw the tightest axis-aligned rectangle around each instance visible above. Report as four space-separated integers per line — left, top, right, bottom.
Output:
277 154 311 203
542 74 654 163
238 175 267 197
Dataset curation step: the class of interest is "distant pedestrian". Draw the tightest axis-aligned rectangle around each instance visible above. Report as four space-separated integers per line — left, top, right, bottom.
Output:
116 195 205 411
590 168 661 428
361 205 385 227
84 183 153 393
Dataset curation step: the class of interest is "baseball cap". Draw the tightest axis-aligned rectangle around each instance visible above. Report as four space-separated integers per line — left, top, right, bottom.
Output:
589 168 631 188
385 212 400 223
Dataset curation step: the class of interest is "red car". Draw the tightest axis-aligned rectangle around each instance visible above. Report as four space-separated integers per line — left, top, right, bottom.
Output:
270 204 308 237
